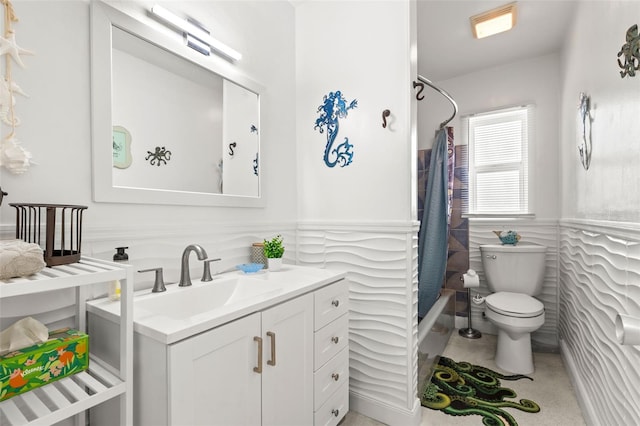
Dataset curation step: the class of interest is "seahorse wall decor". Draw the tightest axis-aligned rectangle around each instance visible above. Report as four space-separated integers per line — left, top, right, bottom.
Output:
313 90 358 168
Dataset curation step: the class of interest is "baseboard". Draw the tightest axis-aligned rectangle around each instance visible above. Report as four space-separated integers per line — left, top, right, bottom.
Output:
349 391 421 426
559 339 598 426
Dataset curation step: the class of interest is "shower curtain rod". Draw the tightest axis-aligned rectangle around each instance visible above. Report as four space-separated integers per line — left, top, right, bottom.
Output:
416 75 458 129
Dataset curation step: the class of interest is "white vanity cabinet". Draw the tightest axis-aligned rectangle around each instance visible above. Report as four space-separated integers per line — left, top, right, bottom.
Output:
87 269 348 426
312 279 349 426
168 293 314 426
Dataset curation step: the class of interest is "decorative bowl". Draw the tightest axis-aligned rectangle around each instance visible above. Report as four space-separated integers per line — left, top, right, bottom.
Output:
236 263 264 274
493 230 521 245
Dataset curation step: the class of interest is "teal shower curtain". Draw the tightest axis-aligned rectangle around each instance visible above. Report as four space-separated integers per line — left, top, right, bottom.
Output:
418 127 453 319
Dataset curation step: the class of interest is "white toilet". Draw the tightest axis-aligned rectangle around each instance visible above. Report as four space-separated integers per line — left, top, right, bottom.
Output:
480 242 547 374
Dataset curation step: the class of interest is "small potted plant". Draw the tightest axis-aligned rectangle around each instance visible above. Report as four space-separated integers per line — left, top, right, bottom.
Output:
263 235 284 271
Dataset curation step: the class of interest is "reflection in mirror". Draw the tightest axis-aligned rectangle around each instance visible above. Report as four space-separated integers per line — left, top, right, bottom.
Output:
91 1 263 207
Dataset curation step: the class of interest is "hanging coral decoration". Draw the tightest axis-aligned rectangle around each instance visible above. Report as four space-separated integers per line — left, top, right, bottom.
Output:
0 0 33 174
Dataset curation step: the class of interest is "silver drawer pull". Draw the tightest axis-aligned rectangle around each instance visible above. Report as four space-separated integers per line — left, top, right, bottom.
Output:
331 373 340 381
485 255 497 259
331 336 339 344
332 409 340 417
331 299 340 307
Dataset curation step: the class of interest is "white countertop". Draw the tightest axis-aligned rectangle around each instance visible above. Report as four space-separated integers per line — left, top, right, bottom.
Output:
86 265 346 344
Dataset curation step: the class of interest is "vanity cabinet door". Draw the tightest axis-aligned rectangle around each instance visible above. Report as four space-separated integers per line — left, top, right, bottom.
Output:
168 312 262 426
261 293 314 426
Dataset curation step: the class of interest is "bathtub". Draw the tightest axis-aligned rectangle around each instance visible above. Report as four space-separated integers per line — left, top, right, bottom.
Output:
417 291 455 393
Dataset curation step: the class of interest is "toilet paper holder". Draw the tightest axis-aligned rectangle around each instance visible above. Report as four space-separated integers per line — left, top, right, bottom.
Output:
459 269 482 339
615 314 640 346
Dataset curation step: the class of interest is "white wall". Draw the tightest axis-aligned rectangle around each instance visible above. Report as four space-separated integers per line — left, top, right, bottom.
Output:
419 52 562 220
559 1 640 223
557 1 640 424
0 0 296 233
296 1 416 223
295 2 421 424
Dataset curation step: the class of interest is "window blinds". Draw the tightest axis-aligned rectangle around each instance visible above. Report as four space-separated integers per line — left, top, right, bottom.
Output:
466 105 533 215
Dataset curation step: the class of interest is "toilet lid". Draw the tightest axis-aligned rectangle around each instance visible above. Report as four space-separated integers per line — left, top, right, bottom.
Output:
485 292 544 318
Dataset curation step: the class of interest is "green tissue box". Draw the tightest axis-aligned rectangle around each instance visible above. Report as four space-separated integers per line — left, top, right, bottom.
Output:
1 328 89 401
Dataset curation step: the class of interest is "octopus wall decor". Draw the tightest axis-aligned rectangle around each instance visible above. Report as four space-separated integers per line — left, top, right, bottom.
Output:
314 90 358 168
145 146 172 166
617 24 640 78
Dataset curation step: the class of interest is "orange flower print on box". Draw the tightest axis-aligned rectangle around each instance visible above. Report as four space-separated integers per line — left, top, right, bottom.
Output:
57 346 74 366
8 369 27 388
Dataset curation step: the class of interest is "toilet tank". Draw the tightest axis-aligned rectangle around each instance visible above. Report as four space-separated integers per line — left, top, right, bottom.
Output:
479 243 547 295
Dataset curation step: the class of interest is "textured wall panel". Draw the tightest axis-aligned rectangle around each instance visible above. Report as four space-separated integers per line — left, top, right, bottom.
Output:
559 221 640 425
80 222 296 292
468 220 559 347
298 224 418 412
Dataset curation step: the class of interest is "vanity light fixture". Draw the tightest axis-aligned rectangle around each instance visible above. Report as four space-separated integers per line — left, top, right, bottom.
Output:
150 4 242 61
470 2 517 39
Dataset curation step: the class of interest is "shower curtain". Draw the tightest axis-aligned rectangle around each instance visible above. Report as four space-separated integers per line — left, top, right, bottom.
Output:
418 127 454 319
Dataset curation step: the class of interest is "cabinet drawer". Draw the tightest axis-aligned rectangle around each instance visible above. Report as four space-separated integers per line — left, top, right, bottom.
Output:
314 346 349 409
314 313 348 369
313 381 348 426
314 279 349 331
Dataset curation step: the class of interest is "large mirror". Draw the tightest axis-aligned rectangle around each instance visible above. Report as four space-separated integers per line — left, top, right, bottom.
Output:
91 1 264 207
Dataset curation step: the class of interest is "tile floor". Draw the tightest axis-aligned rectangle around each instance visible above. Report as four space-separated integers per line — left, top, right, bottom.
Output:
343 331 585 426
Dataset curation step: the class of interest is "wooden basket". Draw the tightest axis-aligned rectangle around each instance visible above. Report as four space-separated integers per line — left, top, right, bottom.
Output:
10 203 88 267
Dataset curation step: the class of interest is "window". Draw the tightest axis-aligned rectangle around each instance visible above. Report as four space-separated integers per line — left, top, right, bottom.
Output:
465 105 533 216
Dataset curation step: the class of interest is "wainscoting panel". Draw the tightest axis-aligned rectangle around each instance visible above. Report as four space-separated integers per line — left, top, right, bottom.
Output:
468 220 559 348
298 222 420 423
559 220 640 425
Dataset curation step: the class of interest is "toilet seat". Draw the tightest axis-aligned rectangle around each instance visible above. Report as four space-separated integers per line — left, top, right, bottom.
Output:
485 292 544 318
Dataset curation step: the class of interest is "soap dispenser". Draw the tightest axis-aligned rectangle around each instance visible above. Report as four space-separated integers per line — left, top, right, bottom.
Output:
110 247 129 301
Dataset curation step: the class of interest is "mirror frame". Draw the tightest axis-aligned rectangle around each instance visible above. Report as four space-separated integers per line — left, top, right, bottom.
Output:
90 1 265 207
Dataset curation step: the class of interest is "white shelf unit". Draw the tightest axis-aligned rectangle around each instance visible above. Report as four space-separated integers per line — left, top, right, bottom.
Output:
0 257 133 426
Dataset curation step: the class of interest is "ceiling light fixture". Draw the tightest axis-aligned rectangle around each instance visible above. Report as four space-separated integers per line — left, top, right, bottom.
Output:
150 4 242 61
470 2 517 39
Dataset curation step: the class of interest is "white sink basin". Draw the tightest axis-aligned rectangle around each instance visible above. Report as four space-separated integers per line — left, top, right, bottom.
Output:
135 276 281 320
87 265 346 344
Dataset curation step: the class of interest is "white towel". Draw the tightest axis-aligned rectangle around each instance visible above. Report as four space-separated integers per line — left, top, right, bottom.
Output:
0 239 46 280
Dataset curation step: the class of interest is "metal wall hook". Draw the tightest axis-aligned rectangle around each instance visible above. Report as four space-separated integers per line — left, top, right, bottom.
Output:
228 142 237 156
382 109 391 128
412 81 425 100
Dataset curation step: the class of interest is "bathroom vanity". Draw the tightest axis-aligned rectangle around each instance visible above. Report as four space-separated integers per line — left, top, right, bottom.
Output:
87 265 348 426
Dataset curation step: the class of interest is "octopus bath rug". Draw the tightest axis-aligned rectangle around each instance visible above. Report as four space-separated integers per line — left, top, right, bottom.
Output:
421 356 540 426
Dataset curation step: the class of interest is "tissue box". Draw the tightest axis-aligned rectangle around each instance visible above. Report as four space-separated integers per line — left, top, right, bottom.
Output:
1 328 89 401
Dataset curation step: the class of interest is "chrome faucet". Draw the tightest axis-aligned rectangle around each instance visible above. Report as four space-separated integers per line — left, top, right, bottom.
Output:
179 244 208 287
